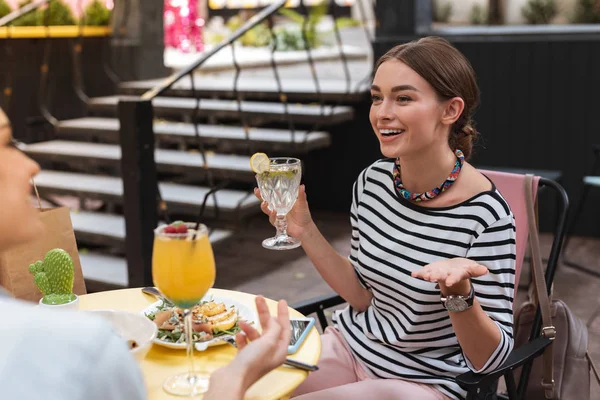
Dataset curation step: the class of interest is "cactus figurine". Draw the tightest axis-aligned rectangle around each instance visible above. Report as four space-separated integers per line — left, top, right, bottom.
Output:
29 248 77 305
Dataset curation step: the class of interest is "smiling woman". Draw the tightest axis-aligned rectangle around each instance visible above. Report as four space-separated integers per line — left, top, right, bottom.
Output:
251 36 517 400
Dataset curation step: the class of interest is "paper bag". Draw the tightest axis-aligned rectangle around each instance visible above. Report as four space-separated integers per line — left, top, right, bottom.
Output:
0 207 87 302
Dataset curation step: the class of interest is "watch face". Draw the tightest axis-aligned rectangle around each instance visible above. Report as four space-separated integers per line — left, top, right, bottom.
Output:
445 297 468 312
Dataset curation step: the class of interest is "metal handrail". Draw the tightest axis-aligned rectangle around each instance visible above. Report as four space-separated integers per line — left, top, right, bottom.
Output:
71 0 89 105
0 0 50 27
141 0 287 101
38 2 58 127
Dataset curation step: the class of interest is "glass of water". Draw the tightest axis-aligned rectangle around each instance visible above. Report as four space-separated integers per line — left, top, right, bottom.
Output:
256 157 302 250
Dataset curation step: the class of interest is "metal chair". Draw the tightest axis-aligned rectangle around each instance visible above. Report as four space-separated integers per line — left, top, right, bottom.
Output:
291 171 569 400
562 144 600 278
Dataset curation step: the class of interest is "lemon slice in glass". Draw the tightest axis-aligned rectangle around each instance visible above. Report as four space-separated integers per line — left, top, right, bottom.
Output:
250 152 270 173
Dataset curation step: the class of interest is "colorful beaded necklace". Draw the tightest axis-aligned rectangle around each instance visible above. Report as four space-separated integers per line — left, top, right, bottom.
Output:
393 149 465 202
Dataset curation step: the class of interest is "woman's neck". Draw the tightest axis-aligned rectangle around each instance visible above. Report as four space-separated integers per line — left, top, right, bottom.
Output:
398 145 457 195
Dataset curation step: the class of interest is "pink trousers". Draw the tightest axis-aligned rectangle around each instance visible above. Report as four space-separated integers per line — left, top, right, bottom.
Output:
291 327 451 400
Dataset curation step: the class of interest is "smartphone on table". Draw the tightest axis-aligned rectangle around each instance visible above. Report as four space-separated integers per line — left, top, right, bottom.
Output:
288 317 316 354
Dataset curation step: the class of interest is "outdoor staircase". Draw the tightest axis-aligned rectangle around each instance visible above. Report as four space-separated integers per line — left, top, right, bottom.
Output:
24 74 367 290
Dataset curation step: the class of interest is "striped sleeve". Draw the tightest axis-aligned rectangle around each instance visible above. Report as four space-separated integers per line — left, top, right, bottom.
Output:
463 215 516 374
349 168 370 290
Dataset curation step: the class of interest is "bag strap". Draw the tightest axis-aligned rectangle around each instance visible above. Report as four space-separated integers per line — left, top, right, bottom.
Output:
524 175 556 399
587 352 600 385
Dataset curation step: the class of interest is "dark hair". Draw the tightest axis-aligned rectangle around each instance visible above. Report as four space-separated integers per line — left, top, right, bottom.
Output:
375 36 480 159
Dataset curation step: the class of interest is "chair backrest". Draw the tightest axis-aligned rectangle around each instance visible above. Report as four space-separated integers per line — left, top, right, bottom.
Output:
479 170 540 293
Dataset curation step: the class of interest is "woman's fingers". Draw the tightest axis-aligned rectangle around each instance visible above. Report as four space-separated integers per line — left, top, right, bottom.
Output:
445 268 466 287
239 320 261 341
260 201 270 214
260 201 277 225
430 269 449 283
468 264 489 278
255 296 271 330
257 188 277 225
235 332 248 350
269 208 276 225
297 185 307 206
276 300 290 345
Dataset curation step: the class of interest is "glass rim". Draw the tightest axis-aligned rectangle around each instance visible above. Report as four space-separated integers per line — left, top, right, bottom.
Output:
268 157 301 166
154 222 209 238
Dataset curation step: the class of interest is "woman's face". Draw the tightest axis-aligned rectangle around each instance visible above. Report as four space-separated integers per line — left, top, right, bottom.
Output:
369 59 455 160
0 111 43 251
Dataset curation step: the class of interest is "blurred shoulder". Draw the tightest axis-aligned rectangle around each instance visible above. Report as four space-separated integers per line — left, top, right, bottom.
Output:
0 297 145 400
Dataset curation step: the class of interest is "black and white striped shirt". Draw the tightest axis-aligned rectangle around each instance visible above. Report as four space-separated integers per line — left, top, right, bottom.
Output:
333 159 516 400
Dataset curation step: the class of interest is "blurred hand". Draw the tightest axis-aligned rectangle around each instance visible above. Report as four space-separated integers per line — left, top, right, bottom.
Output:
254 185 314 239
232 296 291 383
205 296 291 400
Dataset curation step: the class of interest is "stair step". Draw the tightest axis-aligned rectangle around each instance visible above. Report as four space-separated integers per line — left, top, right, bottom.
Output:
80 252 129 287
71 211 125 247
584 176 600 186
34 170 259 218
56 117 331 153
71 210 233 246
88 96 354 125
119 76 369 103
25 141 255 182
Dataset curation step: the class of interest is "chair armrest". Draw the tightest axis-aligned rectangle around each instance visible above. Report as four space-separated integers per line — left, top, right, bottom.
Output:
456 336 552 389
291 293 345 316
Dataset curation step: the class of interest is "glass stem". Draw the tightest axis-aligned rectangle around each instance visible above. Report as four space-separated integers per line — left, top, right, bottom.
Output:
275 214 288 237
184 309 196 381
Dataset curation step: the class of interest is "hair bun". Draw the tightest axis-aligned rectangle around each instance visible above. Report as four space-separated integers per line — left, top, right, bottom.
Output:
449 120 478 160
462 123 476 137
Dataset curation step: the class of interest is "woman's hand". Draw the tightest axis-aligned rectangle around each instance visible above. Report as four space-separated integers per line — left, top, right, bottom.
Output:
232 296 291 383
254 185 314 239
411 258 488 295
205 296 291 400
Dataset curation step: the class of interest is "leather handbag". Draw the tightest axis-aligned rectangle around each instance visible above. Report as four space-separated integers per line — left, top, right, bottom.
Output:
512 175 600 399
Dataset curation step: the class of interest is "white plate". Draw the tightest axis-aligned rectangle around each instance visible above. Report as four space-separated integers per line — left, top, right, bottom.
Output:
141 295 258 351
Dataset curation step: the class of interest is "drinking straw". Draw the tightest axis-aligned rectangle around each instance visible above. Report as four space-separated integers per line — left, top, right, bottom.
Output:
31 178 42 209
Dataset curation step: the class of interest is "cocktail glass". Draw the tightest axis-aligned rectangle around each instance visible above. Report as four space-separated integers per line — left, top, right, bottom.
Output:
152 223 216 396
256 157 302 250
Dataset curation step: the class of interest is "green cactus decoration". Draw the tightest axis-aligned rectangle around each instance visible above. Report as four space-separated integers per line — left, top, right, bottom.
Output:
29 248 76 305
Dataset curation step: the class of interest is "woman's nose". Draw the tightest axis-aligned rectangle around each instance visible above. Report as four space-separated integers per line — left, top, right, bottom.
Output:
376 100 394 120
24 154 41 178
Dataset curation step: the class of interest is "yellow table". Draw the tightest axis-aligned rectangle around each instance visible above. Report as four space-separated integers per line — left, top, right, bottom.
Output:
79 288 321 400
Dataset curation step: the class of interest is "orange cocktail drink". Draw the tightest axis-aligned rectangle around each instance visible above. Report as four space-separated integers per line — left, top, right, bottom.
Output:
152 221 216 397
153 223 215 308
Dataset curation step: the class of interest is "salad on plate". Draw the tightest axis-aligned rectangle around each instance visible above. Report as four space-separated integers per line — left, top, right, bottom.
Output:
144 297 253 347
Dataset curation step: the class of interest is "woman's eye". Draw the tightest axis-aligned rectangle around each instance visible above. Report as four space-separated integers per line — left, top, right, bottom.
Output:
397 96 411 103
370 94 382 102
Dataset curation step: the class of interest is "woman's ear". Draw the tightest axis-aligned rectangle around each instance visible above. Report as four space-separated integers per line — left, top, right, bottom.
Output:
441 97 465 127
